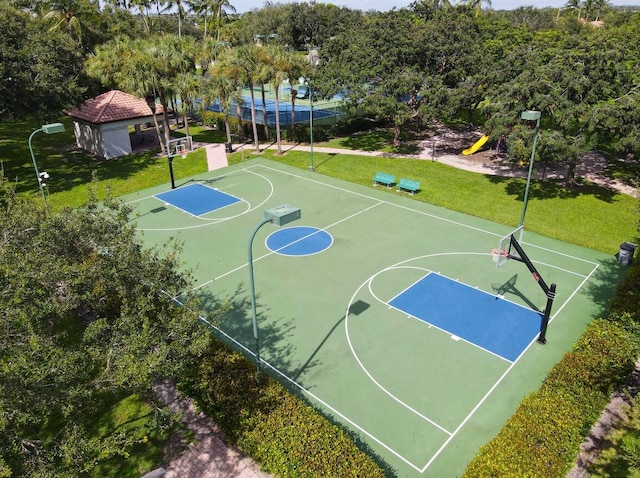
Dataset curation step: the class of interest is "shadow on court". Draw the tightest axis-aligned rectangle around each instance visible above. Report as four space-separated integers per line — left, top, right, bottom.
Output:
200 283 299 377
293 300 370 381
492 274 540 312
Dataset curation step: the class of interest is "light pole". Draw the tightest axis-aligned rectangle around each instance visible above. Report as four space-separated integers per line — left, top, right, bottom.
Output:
29 122 65 214
309 82 314 172
519 110 541 227
248 204 301 385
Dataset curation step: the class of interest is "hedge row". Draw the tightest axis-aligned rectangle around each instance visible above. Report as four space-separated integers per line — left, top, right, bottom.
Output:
179 340 387 477
201 110 346 145
463 259 640 477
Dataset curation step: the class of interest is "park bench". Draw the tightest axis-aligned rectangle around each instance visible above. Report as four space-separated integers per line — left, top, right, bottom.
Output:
397 178 420 195
373 172 395 189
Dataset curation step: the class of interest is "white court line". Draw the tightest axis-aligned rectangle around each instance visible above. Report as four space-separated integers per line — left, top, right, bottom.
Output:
168 160 605 473
250 162 602 269
192 200 384 291
164 292 429 473
128 170 274 231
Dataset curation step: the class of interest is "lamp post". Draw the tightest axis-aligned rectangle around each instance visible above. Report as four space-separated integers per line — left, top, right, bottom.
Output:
309 82 314 172
519 110 541 227
248 204 301 385
29 122 65 214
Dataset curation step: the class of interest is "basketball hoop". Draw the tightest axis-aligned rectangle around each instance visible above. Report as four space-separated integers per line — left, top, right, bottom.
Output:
176 144 187 159
491 247 509 266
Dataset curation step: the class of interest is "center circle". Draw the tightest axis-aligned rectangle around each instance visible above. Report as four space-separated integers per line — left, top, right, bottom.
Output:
266 226 333 256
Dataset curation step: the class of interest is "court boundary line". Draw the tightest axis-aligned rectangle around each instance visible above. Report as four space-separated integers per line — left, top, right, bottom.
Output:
250 162 600 269
155 182 243 218
156 160 605 473
130 170 274 231
169 300 428 473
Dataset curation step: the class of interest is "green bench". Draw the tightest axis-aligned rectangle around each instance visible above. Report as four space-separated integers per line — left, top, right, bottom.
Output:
373 172 395 189
397 178 420 195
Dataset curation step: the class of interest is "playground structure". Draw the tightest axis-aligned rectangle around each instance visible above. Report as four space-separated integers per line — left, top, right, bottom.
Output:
462 134 489 155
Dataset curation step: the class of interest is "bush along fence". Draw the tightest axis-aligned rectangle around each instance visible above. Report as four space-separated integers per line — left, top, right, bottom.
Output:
179 340 389 477
463 259 640 477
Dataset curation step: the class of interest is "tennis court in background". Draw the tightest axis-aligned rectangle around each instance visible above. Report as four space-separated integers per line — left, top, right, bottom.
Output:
122 158 625 477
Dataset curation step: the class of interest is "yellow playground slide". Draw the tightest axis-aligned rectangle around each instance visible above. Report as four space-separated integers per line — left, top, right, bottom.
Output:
462 135 489 155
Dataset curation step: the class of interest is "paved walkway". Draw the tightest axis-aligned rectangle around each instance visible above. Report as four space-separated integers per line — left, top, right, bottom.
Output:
206 141 637 197
149 380 273 478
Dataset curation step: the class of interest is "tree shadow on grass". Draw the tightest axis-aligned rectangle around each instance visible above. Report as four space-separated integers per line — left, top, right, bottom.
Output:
339 129 394 151
486 175 620 203
313 152 338 170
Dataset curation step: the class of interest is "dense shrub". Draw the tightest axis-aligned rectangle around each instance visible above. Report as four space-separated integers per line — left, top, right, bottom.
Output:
464 259 640 477
201 110 256 140
180 340 386 477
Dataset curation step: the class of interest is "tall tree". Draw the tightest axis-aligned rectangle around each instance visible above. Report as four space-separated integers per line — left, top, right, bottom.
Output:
0 176 209 476
261 45 307 154
203 63 243 147
86 34 197 154
227 45 263 152
0 3 87 119
42 0 101 49
465 0 492 16
213 0 236 42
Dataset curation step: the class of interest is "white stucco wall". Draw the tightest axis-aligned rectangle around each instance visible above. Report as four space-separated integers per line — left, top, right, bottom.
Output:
71 116 156 159
100 122 131 159
73 120 105 158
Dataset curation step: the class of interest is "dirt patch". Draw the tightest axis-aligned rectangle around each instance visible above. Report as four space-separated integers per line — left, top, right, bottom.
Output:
418 123 638 197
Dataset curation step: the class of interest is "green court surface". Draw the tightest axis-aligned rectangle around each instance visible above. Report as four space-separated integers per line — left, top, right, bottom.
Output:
123 157 626 477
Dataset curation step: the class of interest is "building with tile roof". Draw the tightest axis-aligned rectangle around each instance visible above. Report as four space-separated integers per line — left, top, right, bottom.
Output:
66 90 165 159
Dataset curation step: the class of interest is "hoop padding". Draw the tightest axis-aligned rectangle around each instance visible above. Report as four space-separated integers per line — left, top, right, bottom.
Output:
491 247 509 266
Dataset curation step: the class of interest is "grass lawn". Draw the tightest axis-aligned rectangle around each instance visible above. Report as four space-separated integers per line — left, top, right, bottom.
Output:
0 117 207 214
87 394 176 478
230 148 638 254
2 117 637 253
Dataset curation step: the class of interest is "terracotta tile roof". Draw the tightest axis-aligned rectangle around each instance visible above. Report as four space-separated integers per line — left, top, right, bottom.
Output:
66 90 163 124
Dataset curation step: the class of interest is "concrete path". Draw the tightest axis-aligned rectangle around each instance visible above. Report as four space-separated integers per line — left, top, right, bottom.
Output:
204 143 229 171
151 380 273 478
225 142 637 197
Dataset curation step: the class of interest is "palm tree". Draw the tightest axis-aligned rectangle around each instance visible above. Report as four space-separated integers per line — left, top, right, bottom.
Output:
227 45 262 152
259 46 309 154
427 0 452 8
213 0 236 42
466 0 491 16
86 36 166 155
594 0 609 20
203 64 242 147
86 35 198 155
254 56 272 142
163 0 188 37
43 0 99 44
583 0 594 21
557 0 582 22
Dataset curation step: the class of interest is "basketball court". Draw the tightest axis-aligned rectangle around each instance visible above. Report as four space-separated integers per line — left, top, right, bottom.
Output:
122 158 623 477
